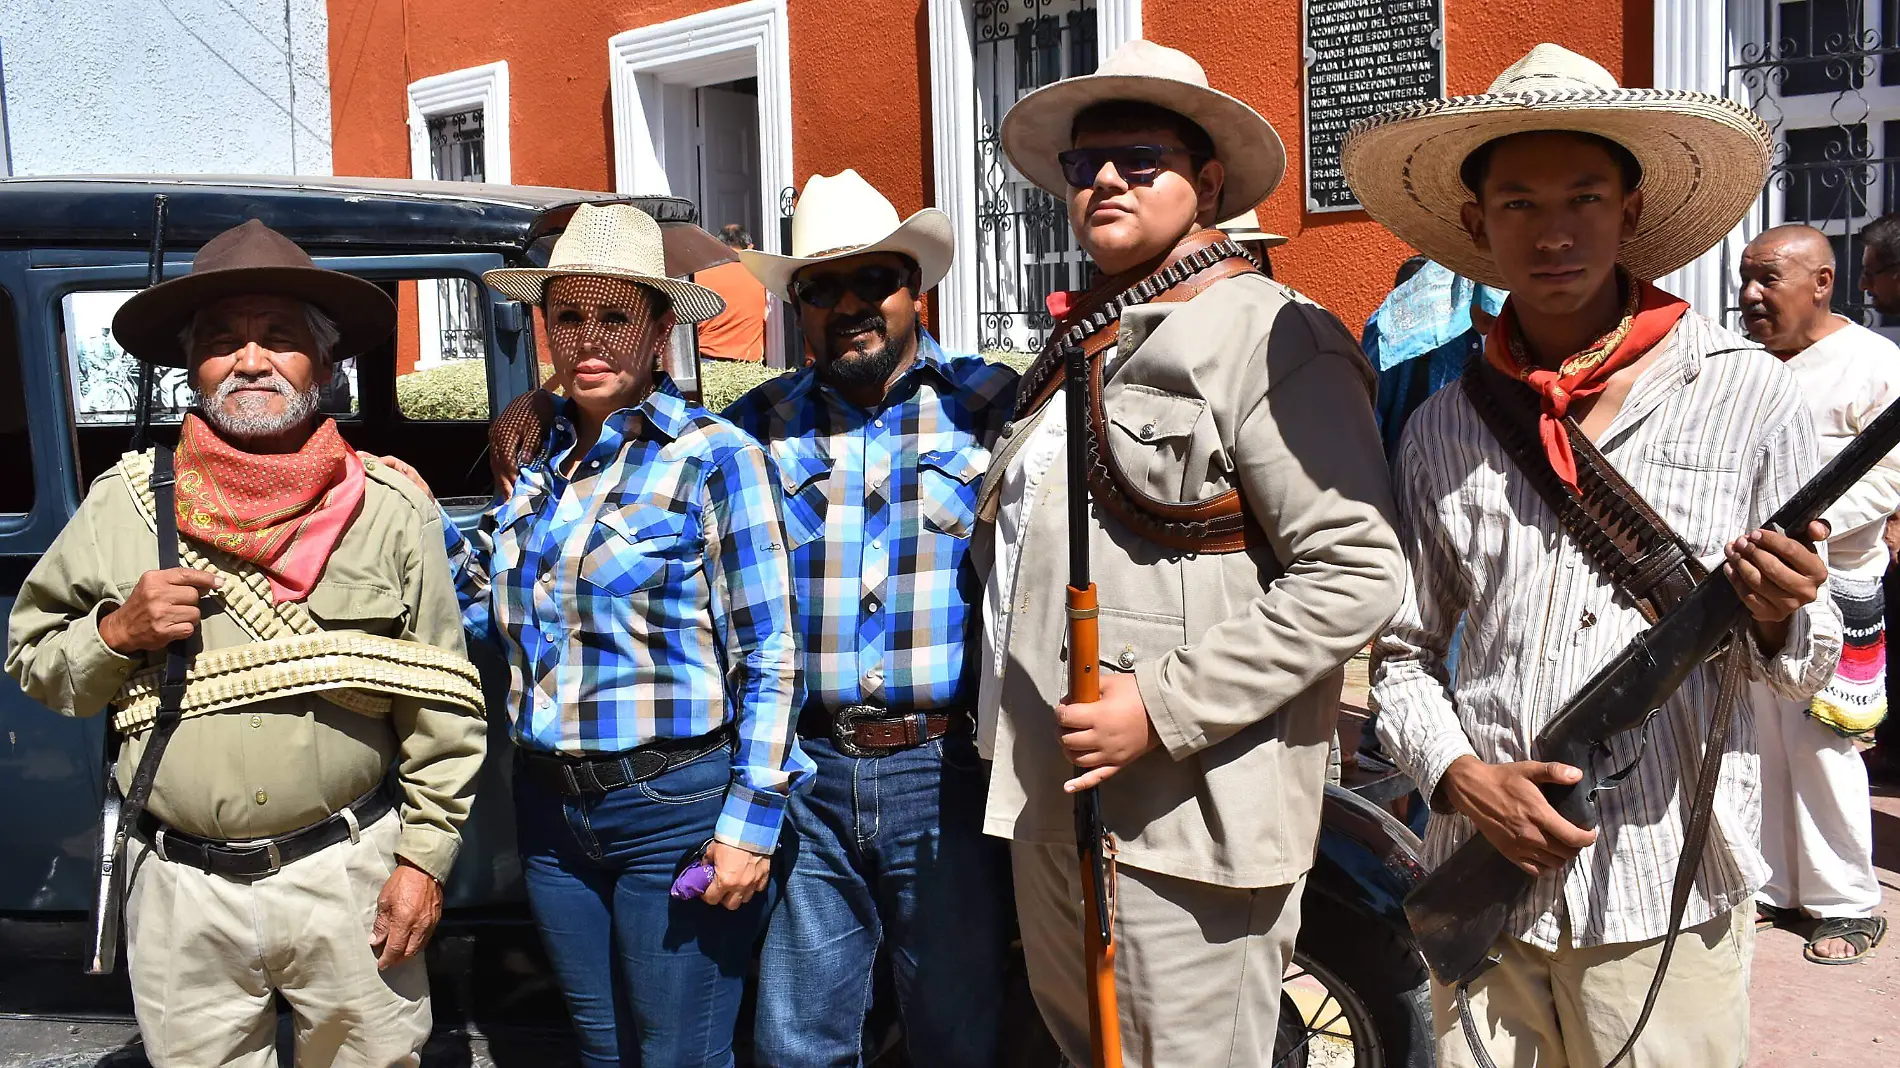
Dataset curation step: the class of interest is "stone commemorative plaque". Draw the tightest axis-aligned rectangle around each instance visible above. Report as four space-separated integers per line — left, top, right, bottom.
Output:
1303 0 1445 213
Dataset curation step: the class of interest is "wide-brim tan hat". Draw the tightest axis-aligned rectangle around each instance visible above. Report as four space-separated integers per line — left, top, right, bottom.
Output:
1215 207 1288 249
1340 43 1770 288
1001 40 1285 220
739 169 953 301
113 219 396 367
484 203 726 323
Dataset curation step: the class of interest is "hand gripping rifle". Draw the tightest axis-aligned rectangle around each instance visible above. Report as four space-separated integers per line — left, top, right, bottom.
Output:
1406 394 1900 997
1064 342 1124 1068
89 195 189 974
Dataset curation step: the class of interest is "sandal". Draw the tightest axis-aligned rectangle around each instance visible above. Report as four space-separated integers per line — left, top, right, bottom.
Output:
1756 902 1800 931
1802 915 1888 965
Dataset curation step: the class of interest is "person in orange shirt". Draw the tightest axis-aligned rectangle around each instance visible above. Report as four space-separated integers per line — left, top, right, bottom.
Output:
696 225 769 363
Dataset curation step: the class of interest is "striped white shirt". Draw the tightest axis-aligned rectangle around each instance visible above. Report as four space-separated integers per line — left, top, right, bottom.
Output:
1372 311 1843 950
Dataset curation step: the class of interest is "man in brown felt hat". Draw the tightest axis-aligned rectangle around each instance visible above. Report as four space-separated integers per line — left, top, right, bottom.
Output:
1347 44 1839 1066
976 40 1404 1064
6 219 488 1067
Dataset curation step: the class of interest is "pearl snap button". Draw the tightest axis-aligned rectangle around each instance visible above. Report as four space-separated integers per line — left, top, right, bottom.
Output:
1139 423 1156 440
1119 649 1136 668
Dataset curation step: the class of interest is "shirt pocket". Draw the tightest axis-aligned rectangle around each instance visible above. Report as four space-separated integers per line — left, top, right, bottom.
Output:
1088 606 1187 675
1105 387 1209 499
1638 440 1748 556
580 504 696 598
774 453 832 551
919 447 987 539
304 584 411 638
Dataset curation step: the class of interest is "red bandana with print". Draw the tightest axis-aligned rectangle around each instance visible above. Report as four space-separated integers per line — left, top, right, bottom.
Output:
172 413 366 602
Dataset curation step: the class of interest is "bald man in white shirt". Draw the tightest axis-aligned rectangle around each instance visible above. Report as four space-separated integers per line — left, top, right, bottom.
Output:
1740 223 1895 964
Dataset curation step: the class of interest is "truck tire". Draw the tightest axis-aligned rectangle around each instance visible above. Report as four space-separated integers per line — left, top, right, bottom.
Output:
1275 894 1433 1068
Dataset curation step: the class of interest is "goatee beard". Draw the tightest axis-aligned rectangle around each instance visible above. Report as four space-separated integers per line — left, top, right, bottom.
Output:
822 314 912 391
195 374 321 441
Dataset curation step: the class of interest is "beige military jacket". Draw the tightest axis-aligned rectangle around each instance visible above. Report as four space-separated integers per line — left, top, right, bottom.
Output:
5 455 487 882
979 272 1404 889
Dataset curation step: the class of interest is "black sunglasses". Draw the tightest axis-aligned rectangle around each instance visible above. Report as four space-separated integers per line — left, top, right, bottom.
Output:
792 264 912 309
1056 144 1201 189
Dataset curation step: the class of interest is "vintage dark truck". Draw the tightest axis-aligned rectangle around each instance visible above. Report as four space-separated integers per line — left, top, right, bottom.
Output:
0 175 1430 1067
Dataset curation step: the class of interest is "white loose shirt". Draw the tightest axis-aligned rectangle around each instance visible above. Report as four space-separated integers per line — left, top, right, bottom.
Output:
1373 312 1843 950
1782 316 1900 579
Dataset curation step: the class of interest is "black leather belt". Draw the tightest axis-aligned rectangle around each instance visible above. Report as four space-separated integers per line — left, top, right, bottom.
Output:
518 727 732 797
133 785 394 879
797 703 971 758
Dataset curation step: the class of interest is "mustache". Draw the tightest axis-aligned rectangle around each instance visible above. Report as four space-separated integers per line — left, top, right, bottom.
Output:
828 313 886 336
213 372 294 401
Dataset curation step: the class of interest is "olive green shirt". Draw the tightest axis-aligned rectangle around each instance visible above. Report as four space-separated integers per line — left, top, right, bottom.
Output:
5 456 487 882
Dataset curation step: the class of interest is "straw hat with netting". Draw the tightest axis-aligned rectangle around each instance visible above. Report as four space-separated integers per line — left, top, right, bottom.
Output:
1340 44 1770 288
484 203 726 323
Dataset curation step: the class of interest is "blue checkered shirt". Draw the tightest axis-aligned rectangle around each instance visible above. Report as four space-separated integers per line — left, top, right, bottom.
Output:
444 379 809 853
723 335 1017 715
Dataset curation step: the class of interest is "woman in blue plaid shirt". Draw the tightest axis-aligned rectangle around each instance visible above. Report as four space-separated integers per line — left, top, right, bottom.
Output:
384 204 808 1068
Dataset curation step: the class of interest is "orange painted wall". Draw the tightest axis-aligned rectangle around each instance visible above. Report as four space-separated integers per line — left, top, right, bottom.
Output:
1142 0 1653 330
328 0 1652 344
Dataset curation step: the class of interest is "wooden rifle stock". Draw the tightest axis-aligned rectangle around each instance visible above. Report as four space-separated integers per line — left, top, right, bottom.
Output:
1064 343 1122 1067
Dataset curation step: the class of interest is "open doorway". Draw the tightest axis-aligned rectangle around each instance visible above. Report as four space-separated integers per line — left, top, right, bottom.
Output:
695 78 762 245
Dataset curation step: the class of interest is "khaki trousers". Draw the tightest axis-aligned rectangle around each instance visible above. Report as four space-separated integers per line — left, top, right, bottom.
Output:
1011 839 1304 1068
124 808 432 1068
1433 907 1754 1068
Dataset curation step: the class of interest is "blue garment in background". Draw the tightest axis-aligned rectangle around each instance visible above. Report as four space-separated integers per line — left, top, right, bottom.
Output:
1364 261 1507 456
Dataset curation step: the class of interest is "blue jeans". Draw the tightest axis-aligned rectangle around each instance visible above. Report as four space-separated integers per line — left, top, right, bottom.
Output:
754 731 1008 1067
514 747 768 1068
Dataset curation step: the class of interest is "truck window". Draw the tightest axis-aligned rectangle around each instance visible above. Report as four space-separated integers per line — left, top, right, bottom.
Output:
59 273 499 505
0 288 31 514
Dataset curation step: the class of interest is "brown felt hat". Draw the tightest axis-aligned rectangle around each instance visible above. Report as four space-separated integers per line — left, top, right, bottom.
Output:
112 219 398 367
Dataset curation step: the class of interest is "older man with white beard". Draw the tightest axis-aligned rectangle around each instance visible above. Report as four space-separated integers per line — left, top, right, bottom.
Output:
7 220 488 1067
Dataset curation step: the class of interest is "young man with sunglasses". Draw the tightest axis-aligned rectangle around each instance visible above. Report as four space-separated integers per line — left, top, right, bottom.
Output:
724 170 1016 1067
977 43 1403 1066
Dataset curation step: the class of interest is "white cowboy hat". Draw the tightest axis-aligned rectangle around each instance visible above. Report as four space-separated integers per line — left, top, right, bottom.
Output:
1215 207 1289 249
1340 43 1770 288
1001 40 1285 221
739 169 954 301
483 203 726 323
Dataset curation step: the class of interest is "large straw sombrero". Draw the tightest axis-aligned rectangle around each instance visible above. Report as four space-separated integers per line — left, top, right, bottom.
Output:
1340 44 1770 288
739 169 953 301
1002 40 1285 221
484 203 726 323
113 219 396 367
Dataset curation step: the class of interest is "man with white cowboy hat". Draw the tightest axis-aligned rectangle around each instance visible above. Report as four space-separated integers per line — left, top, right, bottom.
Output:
1213 204 1287 278
724 169 1015 1067
7 218 489 1067
1350 44 1840 1066
975 40 1403 1065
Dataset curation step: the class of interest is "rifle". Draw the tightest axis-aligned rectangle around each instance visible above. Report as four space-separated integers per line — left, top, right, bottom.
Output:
88 194 172 974
1064 342 1123 1068
1406 392 1900 989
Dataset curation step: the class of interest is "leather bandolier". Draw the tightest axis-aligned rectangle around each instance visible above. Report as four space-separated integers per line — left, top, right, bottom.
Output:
983 228 1266 554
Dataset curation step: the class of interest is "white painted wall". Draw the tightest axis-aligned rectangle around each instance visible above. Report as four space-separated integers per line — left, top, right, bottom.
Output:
0 0 332 176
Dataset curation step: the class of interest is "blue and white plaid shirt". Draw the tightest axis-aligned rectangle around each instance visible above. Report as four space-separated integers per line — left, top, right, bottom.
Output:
723 335 1017 715
445 378 809 853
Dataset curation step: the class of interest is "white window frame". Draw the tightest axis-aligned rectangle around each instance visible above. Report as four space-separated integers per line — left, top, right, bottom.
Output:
927 0 1142 354
406 61 509 369
607 0 793 368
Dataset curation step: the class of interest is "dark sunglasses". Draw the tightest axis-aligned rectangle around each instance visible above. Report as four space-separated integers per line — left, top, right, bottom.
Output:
792 264 912 309
1867 259 1900 280
1056 144 1200 189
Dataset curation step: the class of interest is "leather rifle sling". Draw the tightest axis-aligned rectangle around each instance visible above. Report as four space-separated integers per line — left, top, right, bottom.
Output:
101 451 197 941
1455 359 1750 1068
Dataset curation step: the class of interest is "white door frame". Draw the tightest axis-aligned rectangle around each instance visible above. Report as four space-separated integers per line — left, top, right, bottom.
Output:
927 0 1142 354
609 0 791 367
407 61 510 369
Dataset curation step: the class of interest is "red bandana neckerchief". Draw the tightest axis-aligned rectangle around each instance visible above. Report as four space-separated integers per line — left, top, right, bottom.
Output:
173 413 366 603
1484 276 1690 492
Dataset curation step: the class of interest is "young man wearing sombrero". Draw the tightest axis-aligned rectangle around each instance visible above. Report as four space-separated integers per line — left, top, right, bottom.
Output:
1350 44 1841 1065
975 41 1404 1065
722 170 1016 1067
7 219 488 1067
